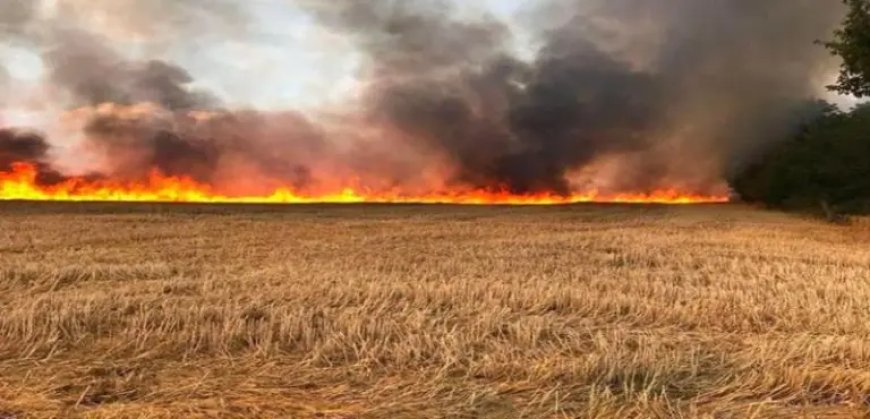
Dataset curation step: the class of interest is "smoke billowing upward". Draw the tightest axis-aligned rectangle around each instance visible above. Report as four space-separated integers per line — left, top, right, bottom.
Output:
44 32 218 111
0 129 64 184
0 0 848 197
301 0 843 193
0 129 50 168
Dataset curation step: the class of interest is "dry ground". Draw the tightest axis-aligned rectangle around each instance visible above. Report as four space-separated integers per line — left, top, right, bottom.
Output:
0 203 868 418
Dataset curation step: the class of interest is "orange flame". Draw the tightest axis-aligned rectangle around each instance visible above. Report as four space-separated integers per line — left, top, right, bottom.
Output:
0 162 729 205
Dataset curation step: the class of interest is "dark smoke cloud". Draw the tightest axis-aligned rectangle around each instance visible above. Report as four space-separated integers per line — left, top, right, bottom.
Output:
303 0 628 192
0 3 393 194
0 0 849 195
301 1 509 75
0 129 49 166
630 0 845 173
0 128 65 184
44 31 217 110
300 0 844 193
70 104 340 193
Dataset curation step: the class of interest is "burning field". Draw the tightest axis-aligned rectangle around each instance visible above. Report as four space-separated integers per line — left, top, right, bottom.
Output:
0 1 848 203
0 161 728 205
2 1 869 418
0 203 868 418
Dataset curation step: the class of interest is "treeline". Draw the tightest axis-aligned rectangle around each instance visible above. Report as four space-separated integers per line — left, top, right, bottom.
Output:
731 0 870 215
732 103 870 215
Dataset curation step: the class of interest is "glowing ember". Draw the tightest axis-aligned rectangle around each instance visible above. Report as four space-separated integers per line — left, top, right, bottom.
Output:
0 162 729 205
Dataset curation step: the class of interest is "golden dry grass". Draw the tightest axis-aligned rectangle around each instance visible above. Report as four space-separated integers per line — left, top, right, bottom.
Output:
0 203 868 418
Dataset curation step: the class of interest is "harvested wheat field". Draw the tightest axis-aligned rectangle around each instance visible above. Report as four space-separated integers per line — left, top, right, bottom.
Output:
0 203 868 418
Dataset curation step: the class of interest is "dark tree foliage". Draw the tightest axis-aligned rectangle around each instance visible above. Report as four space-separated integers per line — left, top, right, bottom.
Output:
732 103 870 214
826 0 870 97
733 3 870 216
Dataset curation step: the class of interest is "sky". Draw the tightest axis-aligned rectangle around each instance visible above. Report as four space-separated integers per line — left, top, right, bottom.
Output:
0 0 533 112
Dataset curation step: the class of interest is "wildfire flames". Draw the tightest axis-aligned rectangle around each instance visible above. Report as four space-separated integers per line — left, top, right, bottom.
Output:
0 162 728 205
0 1 842 209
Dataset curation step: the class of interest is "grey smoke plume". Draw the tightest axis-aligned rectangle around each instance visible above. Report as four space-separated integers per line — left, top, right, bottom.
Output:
0 128 65 184
0 0 35 37
0 129 50 167
300 0 844 193
0 0 848 195
77 106 332 192
44 31 218 110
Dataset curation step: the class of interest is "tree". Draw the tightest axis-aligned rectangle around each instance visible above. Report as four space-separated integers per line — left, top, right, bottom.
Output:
732 103 870 215
733 2 870 217
826 0 870 97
